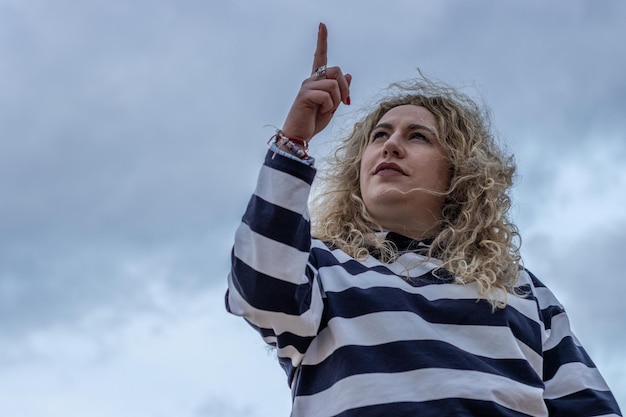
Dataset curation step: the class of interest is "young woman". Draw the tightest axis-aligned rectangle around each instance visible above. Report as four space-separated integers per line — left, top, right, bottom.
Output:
226 23 622 417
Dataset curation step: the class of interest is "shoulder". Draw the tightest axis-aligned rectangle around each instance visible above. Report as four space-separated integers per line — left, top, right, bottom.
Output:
514 267 567 328
517 268 564 307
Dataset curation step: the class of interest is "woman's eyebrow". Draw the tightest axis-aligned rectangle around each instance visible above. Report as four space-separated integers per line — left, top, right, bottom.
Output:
372 122 393 130
407 123 439 138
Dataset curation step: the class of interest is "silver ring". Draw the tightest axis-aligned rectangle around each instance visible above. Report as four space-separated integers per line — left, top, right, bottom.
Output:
313 65 327 80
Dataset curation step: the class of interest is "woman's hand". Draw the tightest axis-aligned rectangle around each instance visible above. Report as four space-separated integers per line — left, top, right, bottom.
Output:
282 23 352 142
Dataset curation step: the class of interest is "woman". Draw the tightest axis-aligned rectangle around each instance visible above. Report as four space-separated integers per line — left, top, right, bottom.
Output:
226 23 622 417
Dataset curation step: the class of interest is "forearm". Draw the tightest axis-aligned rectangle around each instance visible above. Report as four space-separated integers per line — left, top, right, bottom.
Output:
226 149 321 336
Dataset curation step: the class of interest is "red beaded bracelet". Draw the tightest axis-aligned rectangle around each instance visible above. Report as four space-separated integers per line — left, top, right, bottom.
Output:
269 130 310 160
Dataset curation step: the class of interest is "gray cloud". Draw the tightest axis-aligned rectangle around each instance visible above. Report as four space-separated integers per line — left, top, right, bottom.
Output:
0 1 250 338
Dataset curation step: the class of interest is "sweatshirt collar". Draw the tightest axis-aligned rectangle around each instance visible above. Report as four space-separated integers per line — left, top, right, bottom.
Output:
384 231 434 254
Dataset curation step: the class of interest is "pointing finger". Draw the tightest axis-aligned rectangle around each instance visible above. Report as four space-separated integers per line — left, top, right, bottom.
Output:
311 22 328 75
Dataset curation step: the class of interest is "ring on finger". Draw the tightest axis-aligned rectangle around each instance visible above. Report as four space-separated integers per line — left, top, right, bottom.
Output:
313 65 327 80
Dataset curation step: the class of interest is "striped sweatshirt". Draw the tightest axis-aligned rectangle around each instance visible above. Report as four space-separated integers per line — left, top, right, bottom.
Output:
226 150 622 417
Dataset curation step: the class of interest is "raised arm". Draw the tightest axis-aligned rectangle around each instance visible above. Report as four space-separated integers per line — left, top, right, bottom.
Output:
226 23 350 386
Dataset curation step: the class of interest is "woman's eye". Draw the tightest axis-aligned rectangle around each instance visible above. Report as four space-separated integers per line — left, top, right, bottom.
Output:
371 131 388 141
410 132 429 142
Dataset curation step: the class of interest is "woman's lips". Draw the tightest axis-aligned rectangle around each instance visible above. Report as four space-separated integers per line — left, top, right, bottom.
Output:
374 162 406 176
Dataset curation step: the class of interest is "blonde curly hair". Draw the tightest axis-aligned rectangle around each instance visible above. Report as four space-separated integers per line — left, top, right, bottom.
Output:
311 76 521 308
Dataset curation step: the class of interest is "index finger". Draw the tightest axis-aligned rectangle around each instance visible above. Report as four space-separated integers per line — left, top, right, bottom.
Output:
311 22 328 73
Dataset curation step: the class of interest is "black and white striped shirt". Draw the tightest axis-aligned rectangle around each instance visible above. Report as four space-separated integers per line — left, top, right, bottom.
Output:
226 150 622 417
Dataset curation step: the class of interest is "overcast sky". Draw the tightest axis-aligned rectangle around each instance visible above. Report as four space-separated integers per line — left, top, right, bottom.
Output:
0 1 624 416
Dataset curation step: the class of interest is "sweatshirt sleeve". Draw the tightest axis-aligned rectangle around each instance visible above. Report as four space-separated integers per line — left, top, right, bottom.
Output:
225 150 324 382
529 272 622 416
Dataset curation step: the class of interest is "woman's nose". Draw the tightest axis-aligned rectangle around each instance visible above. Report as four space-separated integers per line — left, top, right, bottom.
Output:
382 133 404 157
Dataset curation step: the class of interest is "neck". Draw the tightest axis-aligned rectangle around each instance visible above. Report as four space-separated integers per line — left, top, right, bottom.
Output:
378 218 441 241
372 211 441 240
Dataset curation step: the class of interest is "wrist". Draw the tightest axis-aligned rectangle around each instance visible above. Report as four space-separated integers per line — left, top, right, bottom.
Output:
271 130 310 160
268 142 315 166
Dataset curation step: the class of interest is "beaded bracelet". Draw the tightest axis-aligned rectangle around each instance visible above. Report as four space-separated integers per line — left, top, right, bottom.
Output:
269 130 310 160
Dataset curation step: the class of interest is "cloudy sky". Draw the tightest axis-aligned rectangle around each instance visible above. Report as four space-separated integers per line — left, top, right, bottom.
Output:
1 0 624 416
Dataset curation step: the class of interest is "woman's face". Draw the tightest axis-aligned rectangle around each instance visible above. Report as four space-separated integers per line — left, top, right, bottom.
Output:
359 104 450 238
